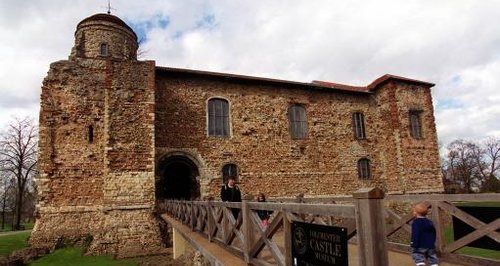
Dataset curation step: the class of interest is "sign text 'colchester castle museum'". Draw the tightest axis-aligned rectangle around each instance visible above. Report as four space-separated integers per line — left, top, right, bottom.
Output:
30 13 443 257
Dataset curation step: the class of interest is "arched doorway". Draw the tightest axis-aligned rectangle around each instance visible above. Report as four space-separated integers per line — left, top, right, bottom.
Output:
156 155 200 200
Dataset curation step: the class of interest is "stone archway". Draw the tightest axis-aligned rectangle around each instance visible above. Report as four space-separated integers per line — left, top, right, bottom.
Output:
156 155 200 200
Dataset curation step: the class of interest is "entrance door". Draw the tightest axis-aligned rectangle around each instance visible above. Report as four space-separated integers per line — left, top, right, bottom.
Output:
156 155 200 200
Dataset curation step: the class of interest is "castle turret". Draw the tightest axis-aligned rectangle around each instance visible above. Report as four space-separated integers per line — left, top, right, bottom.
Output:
33 13 162 258
71 13 138 60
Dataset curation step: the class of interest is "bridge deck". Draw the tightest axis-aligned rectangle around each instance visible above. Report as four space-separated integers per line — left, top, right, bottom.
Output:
163 213 463 266
162 214 247 266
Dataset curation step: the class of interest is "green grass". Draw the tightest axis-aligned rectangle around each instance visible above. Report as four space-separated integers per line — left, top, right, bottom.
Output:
0 231 139 265
1 222 35 232
29 247 139 266
0 231 31 256
444 227 500 260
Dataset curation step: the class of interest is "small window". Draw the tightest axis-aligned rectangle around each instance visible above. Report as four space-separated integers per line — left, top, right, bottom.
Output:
409 110 422 139
222 164 238 184
100 43 108 56
208 98 230 136
288 105 307 139
352 112 366 139
88 125 94 143
358 158 371 179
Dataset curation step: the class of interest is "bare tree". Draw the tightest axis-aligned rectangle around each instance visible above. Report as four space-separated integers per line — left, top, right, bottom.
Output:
445 139 483 193
0 117 38 230
442 137 500 193
481 137 500 192
0 174 16 229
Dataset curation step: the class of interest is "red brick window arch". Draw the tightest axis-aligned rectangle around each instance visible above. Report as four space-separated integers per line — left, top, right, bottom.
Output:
208 98 230 137
288 104 307 139
357 158 371 179
222 163 238 184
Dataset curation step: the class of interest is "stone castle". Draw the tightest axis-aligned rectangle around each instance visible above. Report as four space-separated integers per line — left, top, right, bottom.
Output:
30 13 443 257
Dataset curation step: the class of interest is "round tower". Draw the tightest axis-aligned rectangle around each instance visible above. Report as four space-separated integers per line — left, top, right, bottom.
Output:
70 13 138 60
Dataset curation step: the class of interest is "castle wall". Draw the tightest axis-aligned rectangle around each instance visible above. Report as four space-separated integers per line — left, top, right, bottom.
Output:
154 72 443 198
33 58 164 257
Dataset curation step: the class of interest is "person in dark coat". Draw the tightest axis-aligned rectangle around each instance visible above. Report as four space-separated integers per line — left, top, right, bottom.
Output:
220 176 241 219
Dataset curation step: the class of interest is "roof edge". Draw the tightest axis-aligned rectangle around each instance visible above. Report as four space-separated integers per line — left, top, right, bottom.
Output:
367 74 435 90
155 66 372 94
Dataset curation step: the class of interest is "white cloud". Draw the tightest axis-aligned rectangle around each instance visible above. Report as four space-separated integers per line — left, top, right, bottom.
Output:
1 0 499 150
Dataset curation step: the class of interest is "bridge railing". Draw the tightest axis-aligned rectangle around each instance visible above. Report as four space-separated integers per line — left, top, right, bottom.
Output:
158 187 388 266
271 192 500 266
159 191 500 266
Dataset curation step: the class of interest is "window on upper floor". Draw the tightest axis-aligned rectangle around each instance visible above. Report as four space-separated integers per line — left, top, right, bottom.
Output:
208 98 230 137
100 43 108 56
409 110 423 139
357 158 371 180
352 112 366 139
222 163 238 184
288 104 307 139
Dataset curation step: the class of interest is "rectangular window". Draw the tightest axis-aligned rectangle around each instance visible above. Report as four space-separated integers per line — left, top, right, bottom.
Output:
352 112 366 139
288 105 307 139
409 110 422 139
358 158 371 179
208 98 230 136
100 43 108 56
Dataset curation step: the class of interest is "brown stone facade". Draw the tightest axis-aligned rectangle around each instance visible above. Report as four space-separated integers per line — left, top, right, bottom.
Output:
154 70 443 198
33 13 443 257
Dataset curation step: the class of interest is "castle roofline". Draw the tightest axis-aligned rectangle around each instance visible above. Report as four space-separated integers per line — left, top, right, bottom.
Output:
313 74 435 92
77 13 137 40
156 66 434 93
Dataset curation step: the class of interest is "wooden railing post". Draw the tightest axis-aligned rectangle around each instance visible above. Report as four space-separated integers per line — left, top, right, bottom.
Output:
241 195 254 264
190 201 195 231
207 197 214 242
353 187 388 266
284 211 293 266
431 201 445 254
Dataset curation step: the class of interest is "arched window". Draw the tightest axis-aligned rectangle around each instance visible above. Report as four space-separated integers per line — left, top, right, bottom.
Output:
222 164 238 184
357 158 371 180
100 43 108 56
288 104 307 139
208 98 230 136
352 112 366 139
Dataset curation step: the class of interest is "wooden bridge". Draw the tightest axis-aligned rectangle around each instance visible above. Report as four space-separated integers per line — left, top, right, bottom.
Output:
157 187 500 266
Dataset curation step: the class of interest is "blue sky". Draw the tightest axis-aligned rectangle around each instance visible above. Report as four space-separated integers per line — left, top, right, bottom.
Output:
0 0 499 152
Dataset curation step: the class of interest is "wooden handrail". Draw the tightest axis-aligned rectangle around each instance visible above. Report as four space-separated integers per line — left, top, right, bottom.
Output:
158 191 500 266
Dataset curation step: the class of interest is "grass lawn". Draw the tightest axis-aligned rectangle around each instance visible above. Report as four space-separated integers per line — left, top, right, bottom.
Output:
1 222 35 232
29 247 139 266
1 231 139 266
0 231 31 256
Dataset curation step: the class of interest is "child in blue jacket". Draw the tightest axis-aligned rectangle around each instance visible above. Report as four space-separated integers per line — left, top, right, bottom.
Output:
411 202 439 266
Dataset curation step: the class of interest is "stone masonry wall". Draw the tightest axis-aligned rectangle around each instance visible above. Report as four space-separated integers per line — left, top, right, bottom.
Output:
33 57 164 257
372 81 442 193
155 72 443 198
